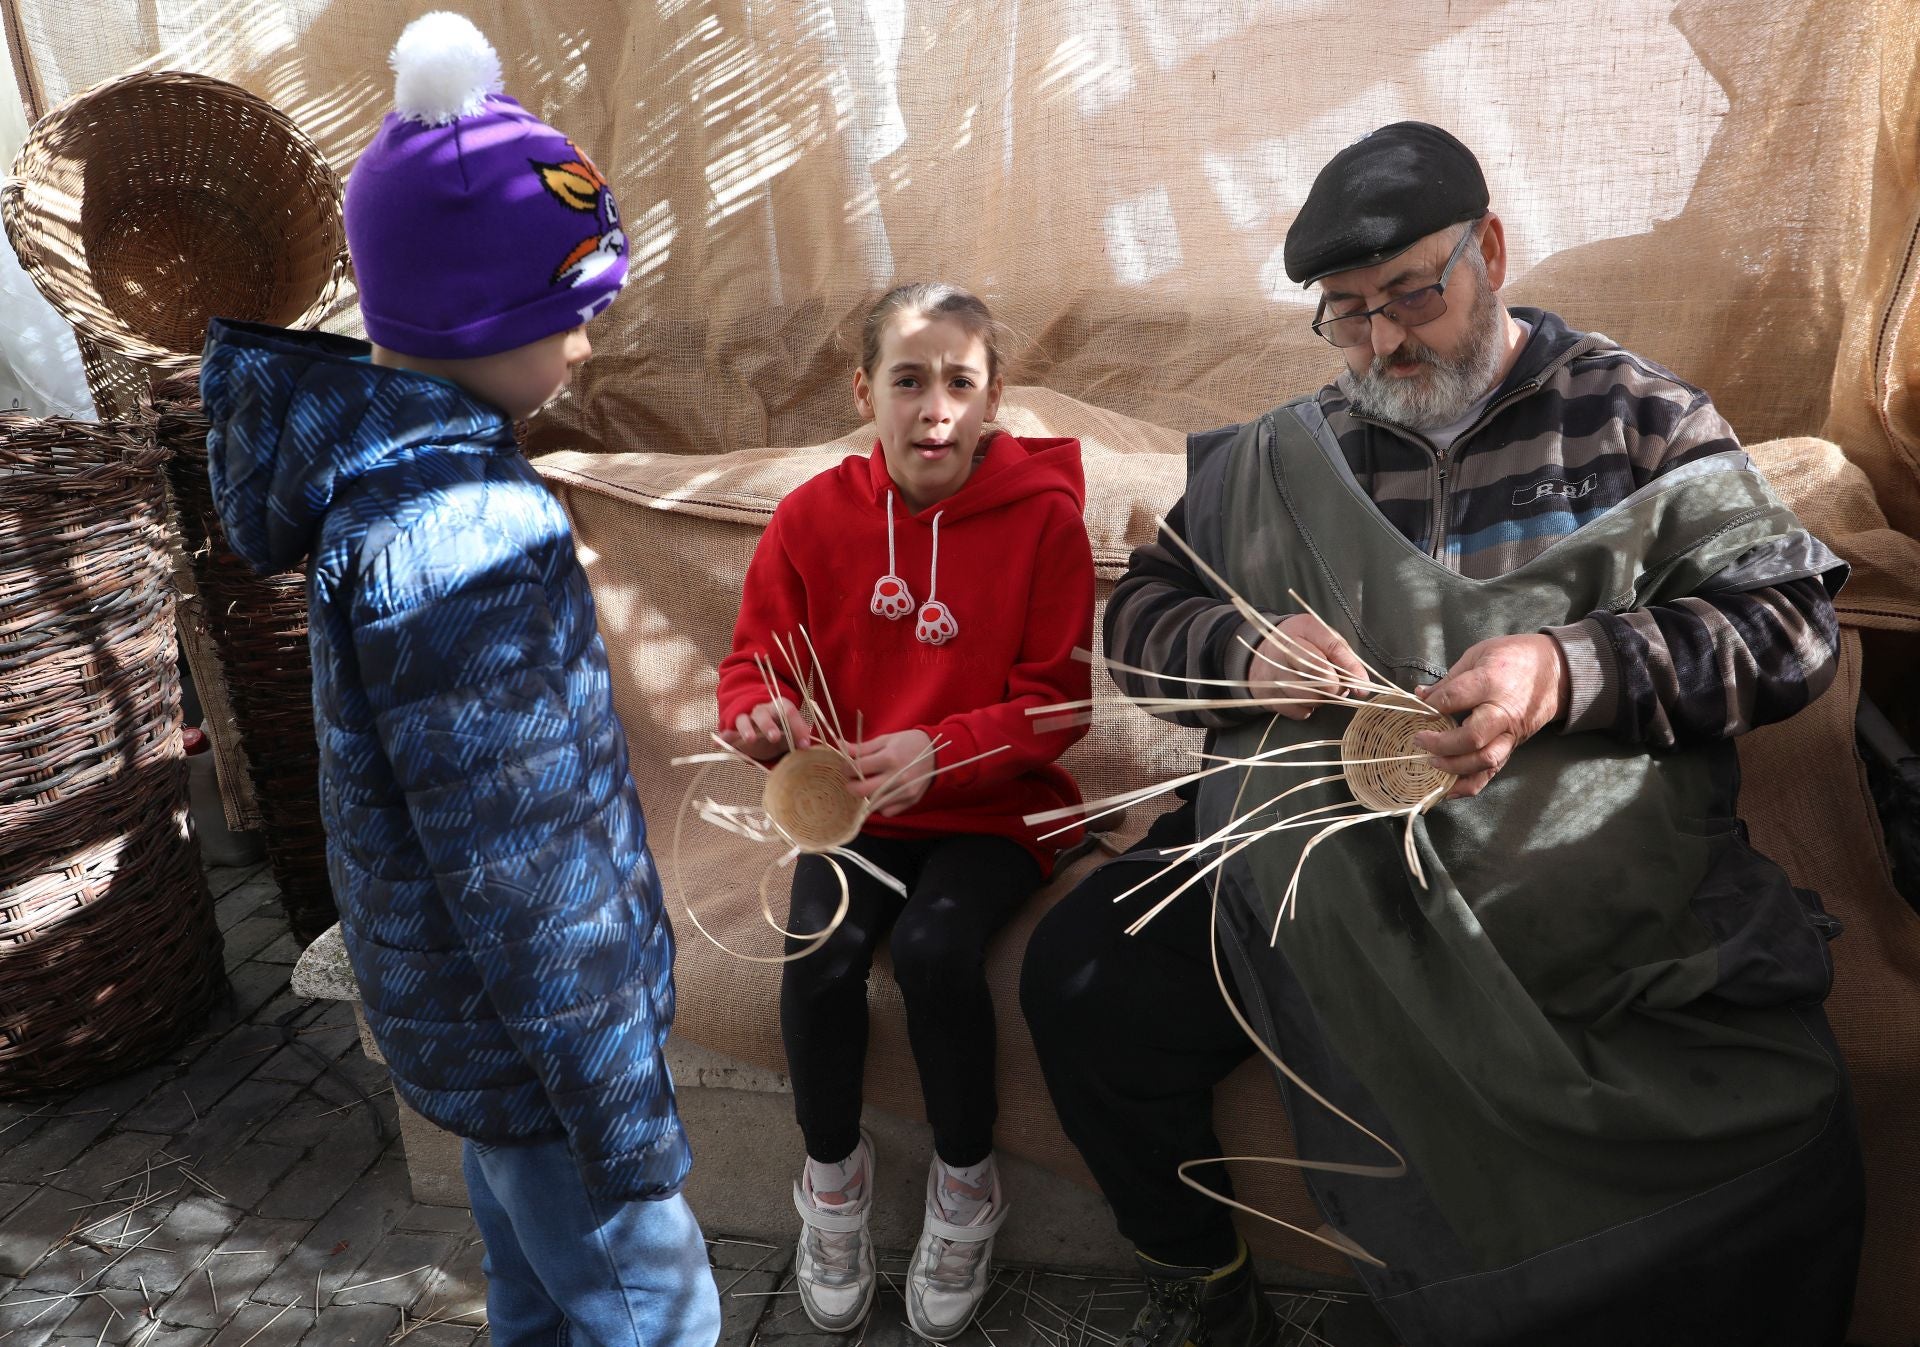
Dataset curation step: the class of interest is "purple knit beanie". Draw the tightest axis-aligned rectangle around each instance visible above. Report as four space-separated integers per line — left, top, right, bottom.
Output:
344 12 627 359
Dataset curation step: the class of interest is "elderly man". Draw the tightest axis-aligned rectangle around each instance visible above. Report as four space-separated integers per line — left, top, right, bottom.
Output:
1021 123 1864 1347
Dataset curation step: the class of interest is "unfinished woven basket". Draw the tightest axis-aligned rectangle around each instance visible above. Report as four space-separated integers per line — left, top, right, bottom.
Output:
154 371 336 943
1340 703 1457 811
0 412 225 1097
1 70 346 417
764 747 864 852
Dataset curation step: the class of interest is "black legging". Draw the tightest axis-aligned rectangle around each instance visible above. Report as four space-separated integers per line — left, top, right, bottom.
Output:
1019 803 1251 1270
782 831 1041 1168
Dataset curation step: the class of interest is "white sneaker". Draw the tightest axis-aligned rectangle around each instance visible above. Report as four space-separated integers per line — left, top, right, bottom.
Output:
905 1160 1010 1341
792 1133 877 1333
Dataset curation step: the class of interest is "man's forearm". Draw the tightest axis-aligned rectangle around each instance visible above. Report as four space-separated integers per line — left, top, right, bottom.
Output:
1105 503 1269 729
1547 576 1840 748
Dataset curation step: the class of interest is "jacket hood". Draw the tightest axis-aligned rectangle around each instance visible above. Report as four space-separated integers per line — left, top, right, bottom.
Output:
1496 306 1606 393
199 318 515 572
861 431 1085 523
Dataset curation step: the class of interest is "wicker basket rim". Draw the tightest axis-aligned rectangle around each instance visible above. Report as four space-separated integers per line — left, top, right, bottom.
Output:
1 68 347 365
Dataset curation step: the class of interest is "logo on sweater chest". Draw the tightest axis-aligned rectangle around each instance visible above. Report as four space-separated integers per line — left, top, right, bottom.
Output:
1512 473 1598 506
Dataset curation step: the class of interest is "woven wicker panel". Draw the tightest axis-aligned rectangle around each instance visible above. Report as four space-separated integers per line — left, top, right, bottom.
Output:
0 413 225 1097
175 591 265 834
73 329 184 423
153 371 335 945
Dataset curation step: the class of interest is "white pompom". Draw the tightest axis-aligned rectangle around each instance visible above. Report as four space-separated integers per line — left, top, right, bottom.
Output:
390 11 503 125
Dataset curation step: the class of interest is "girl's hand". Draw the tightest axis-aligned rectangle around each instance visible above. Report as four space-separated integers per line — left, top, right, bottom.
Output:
719 699 813 761
846 729 937 816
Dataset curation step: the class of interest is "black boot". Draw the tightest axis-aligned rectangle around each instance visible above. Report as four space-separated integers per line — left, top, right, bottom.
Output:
1120 1245 1282 1347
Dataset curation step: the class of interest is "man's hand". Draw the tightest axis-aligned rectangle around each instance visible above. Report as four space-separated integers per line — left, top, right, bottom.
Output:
719 698 814 761
1248 614 1371 720
846 729 937 817
1414 634 1570 798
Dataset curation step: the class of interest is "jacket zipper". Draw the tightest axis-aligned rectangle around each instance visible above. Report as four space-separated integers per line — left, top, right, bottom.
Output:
1357 379 1543 564
1342 320 1598 562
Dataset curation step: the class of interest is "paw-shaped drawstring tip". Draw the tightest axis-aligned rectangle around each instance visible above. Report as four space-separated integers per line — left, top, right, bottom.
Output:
915 601 958 646
871 575 915 619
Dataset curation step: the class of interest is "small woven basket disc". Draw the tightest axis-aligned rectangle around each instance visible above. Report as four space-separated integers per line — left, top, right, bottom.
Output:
2 70 345 413
1340 703 1457 812
764 748 864 852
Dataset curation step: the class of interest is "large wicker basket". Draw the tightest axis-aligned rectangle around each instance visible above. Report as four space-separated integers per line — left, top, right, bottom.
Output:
155 371 336 943
1 70 346 417
0 413 226 1096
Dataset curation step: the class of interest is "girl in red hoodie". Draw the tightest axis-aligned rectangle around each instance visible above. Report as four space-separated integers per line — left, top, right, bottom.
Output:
717 283 1094 1339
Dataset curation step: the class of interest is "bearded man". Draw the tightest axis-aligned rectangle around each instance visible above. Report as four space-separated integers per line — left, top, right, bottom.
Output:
1021 122 1863 1347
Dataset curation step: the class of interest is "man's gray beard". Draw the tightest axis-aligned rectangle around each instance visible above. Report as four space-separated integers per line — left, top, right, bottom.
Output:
1344 281 1504 432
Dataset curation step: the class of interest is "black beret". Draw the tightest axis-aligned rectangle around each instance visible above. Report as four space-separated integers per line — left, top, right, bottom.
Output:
1283 122 1489 286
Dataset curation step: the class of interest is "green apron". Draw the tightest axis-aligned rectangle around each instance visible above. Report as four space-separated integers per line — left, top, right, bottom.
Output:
1188 401 1859 1344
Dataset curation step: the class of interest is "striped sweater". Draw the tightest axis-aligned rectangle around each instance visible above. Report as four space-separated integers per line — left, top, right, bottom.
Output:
1110 308 1844 748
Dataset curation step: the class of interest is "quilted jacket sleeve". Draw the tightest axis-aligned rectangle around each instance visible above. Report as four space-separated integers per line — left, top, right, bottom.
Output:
350 514 689 1203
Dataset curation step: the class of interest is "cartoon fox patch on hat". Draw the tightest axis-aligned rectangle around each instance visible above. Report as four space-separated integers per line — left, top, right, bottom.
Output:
536 147 626 289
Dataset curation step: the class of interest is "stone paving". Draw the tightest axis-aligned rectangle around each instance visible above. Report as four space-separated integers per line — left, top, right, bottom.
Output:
0 863 1392 1347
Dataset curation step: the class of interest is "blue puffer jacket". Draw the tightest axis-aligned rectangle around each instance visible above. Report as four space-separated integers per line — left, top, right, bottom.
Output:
201 319 689 1201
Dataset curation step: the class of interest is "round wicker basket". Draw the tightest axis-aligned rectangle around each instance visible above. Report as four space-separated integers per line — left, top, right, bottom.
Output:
0 412 225 1096
1 70 346 413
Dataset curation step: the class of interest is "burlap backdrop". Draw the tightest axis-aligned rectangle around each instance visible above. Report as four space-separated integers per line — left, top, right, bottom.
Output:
8 0 1920 530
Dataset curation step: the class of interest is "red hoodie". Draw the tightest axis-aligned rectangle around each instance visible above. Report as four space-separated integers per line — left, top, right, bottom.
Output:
717 433 1094 870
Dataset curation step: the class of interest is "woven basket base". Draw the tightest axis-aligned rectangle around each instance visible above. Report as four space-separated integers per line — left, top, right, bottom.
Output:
764 747 863 853
1340 703 1457 812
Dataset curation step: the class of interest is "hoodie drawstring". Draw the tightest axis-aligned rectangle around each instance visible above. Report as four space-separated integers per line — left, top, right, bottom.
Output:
869 491 959 646
870 491 914 618
918 512 957 645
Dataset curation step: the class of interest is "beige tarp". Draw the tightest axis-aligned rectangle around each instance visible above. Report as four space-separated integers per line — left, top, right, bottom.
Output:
7 0 1920 532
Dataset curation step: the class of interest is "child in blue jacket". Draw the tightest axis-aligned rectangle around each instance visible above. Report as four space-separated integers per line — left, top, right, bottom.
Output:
202 14 720 1346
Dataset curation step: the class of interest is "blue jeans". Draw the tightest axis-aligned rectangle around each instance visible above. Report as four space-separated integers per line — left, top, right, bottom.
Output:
462 1137 721 1347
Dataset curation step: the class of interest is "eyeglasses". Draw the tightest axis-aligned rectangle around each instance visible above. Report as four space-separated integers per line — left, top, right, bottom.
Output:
1310 218 1485 349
